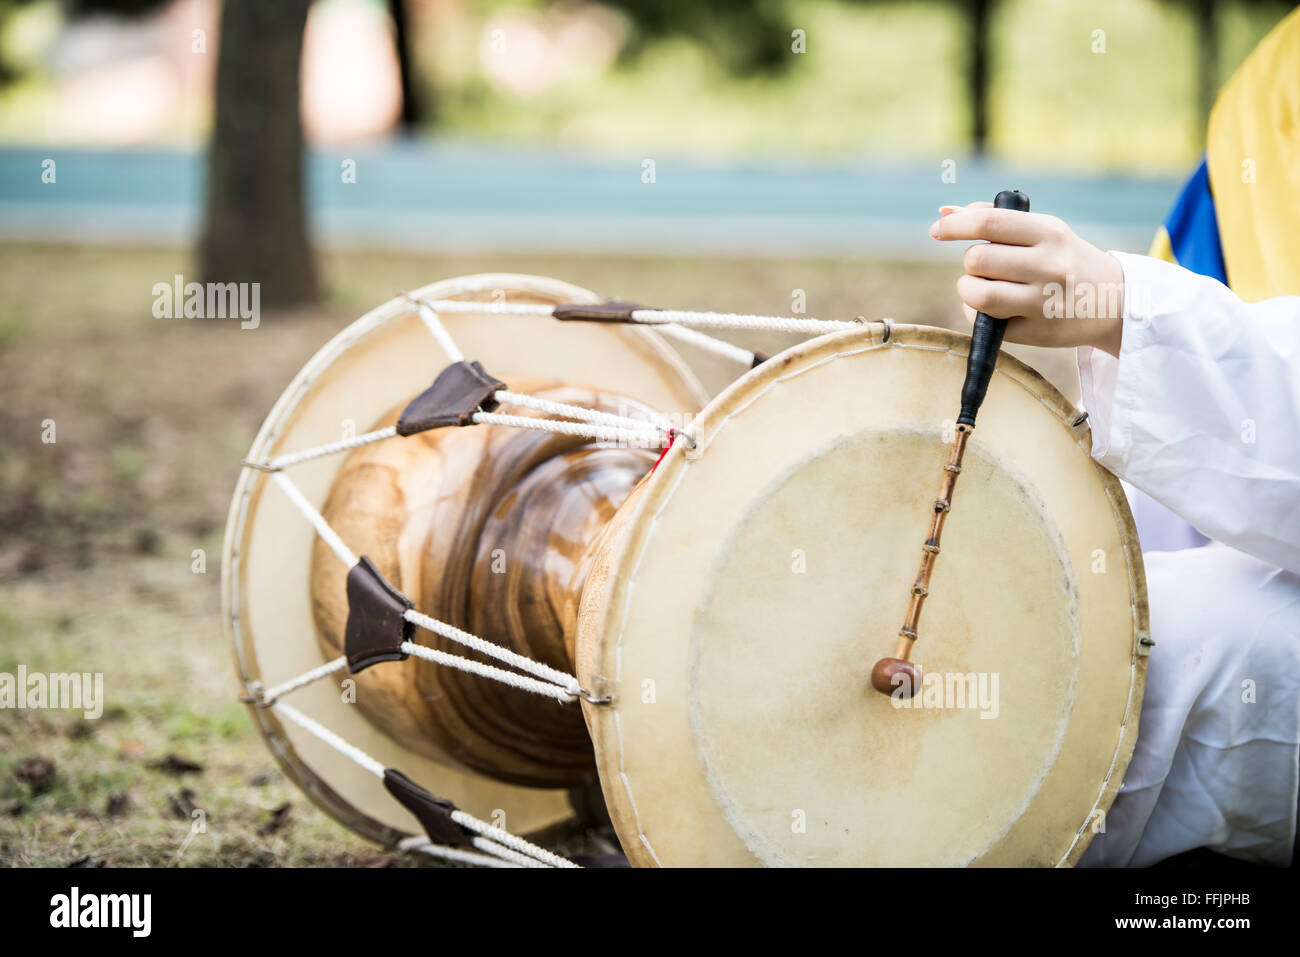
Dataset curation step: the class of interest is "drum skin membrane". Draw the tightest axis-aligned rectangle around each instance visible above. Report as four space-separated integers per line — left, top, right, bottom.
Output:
689 428 1080 867
578 327 1144 867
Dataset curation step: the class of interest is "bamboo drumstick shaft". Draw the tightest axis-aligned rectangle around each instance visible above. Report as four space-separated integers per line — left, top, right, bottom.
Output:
870 189 1031 698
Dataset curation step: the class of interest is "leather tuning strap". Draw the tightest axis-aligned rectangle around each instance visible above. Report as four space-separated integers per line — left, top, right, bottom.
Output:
382 769 475 847
551 300 647 323
554 300 771 368
344 556 416 674
397 359 506 436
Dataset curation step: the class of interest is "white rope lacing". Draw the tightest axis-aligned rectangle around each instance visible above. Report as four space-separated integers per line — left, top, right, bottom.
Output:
448 812 578 869
655 322 757 366
259 655 348 706
409 296 868 337
629 308 856 336
248 401 668 474
468 839 554 868
397 836 528 869
469 410 666 447
398 640 577 704
266 426 398 471
273 700 386 778
404 608 581 695
271 701 573 868
271 471 358 568
399 835 554 869
248 634 577 713
494 389 674 436
402 294 465 363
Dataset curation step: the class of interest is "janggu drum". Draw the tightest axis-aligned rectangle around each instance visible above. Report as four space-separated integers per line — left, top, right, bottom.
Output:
224 257 1148 867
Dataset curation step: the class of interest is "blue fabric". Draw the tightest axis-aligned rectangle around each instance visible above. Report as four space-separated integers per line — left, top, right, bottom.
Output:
1164 157 1227 284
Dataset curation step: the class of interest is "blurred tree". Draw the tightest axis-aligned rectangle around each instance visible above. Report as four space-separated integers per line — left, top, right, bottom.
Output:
0 0 35 86
42 0 426 306
0 0 321 306
603 0 995 153
945 0 1262 154
204 0 426 303
1155 0 1221 130
65 0 165 13
204 0 426 302
0 0 172 83
201 0 318 307
389 0 424 131
601 0 794 74
1162 1 1287 132
960 0 991 154
1192 0 1219 127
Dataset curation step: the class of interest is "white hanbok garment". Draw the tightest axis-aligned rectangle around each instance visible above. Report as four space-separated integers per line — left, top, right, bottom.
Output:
1074 251 1300 867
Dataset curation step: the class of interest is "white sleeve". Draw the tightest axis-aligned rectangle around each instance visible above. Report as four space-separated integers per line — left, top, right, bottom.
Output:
1076 251 1300 575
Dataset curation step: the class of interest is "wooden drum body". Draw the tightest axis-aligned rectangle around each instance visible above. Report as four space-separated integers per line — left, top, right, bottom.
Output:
223 275 708 844
224 274 1148 866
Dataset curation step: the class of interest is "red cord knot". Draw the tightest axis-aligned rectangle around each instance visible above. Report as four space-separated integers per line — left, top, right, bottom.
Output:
652 428 678 472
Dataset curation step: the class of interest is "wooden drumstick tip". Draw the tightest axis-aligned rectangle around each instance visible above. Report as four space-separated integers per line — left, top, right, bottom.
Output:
870 656 922 698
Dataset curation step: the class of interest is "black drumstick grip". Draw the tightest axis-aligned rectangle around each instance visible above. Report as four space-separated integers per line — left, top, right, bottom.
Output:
957 189 1030 427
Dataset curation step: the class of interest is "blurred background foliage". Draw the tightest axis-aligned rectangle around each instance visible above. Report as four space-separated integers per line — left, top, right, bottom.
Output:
0 0 1293 173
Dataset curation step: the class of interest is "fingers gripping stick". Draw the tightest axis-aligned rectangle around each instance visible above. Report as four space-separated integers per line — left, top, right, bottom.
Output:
958 189 1032 427
869 189 1030 698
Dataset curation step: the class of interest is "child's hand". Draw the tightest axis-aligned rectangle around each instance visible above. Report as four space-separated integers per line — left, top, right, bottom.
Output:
930 202 1125 357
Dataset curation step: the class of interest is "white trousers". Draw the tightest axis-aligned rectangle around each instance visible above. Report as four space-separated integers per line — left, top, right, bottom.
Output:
1080 542 1300 867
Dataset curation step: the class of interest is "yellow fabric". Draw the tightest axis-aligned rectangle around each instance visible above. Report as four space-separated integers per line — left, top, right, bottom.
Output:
1205 5 1300 301
1147 225 1176 265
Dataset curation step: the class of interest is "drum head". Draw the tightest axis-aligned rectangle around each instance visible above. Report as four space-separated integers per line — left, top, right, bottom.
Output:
577 324 1148 866
223 274 708 846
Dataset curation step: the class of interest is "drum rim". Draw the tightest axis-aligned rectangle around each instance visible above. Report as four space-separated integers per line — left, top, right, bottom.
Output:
221 273 710 847
579 322 1150 867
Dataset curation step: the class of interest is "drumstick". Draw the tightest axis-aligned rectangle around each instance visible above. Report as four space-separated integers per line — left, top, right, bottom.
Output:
870 189 1031 697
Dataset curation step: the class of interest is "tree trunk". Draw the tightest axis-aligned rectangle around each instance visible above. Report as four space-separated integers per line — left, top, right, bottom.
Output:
969 0 990 155
201 0 318 308
1194 0 1217 132
389 0 424 132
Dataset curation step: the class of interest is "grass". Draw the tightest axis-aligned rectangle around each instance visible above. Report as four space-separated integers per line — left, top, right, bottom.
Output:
0 240 1079 866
